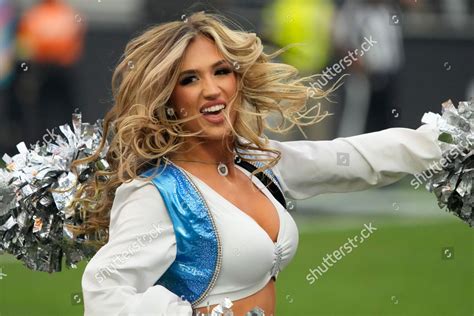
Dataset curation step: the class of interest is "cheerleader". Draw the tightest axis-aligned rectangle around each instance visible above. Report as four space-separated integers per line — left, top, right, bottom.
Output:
79 11 442 315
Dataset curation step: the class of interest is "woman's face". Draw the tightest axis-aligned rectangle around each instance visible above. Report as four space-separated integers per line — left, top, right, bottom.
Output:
169 34 238 140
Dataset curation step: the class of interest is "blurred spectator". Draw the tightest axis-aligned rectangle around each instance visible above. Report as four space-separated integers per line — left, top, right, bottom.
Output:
17 0 84 65
13 0 85 145
0 0 19 154
334 0 404 136
261 0 336 141
439 0 471 30
262 0 335 75
0 0 15 88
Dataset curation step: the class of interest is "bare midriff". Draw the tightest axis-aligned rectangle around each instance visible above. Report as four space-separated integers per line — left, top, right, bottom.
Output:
194 278 276 316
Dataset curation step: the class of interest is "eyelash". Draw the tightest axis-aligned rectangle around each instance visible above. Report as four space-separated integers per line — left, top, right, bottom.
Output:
179 67 233 86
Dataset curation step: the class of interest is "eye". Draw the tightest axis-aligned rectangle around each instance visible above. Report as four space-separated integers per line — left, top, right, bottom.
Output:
179 76 197 86
215 67 232 75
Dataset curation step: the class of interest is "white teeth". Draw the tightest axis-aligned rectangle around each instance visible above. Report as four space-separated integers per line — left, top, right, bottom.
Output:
202 104 225 113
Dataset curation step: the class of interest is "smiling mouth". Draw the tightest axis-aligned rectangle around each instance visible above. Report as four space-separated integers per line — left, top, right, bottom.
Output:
200 104 226 116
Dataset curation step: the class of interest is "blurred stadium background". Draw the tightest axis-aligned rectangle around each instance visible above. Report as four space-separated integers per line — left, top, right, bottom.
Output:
0 0 472 315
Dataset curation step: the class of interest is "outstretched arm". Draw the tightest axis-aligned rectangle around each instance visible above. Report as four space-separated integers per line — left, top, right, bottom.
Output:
81 180 192 315
268 124 442 200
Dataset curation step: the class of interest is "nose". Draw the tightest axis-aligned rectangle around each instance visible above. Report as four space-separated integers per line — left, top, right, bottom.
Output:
202 76 220 99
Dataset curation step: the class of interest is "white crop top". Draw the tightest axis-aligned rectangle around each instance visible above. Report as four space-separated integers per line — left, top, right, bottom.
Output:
184 164 299 308
82 124 442 315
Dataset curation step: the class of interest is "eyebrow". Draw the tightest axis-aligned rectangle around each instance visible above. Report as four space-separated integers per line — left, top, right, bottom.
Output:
178 59 228 77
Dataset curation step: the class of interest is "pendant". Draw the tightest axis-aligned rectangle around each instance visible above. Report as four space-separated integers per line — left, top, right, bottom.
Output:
217 162 228 176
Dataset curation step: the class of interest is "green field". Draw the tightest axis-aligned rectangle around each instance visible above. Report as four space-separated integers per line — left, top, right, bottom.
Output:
0 215 472 316
276 215 473 316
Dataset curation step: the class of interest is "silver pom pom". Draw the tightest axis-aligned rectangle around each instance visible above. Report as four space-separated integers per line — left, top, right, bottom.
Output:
422 99 473 227
0 111 110 272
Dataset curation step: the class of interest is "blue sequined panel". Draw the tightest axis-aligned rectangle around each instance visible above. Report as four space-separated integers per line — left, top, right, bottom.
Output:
141 163 219 305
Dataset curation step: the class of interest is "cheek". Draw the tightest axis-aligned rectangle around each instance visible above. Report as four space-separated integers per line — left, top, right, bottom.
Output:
172 88 196 112
227 76 239 114
226 75 238 94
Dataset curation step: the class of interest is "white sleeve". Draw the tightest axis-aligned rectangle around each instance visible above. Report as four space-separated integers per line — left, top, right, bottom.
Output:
81 179 193 316
268 124 442 200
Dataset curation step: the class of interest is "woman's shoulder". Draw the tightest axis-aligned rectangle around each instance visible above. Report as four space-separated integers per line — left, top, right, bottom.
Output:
109 177 172 239
115 177 157 196
112 178 165 214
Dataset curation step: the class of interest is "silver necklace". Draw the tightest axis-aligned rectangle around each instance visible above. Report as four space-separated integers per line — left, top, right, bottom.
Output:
165 156 238 177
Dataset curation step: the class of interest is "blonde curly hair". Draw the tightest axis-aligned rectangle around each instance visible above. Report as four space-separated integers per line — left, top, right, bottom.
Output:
70 11 340 247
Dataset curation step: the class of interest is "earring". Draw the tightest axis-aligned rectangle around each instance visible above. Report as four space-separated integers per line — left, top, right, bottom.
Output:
165 104 175 117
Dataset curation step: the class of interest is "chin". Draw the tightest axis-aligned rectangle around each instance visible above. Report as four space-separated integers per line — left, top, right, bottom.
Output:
199 128 233 140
